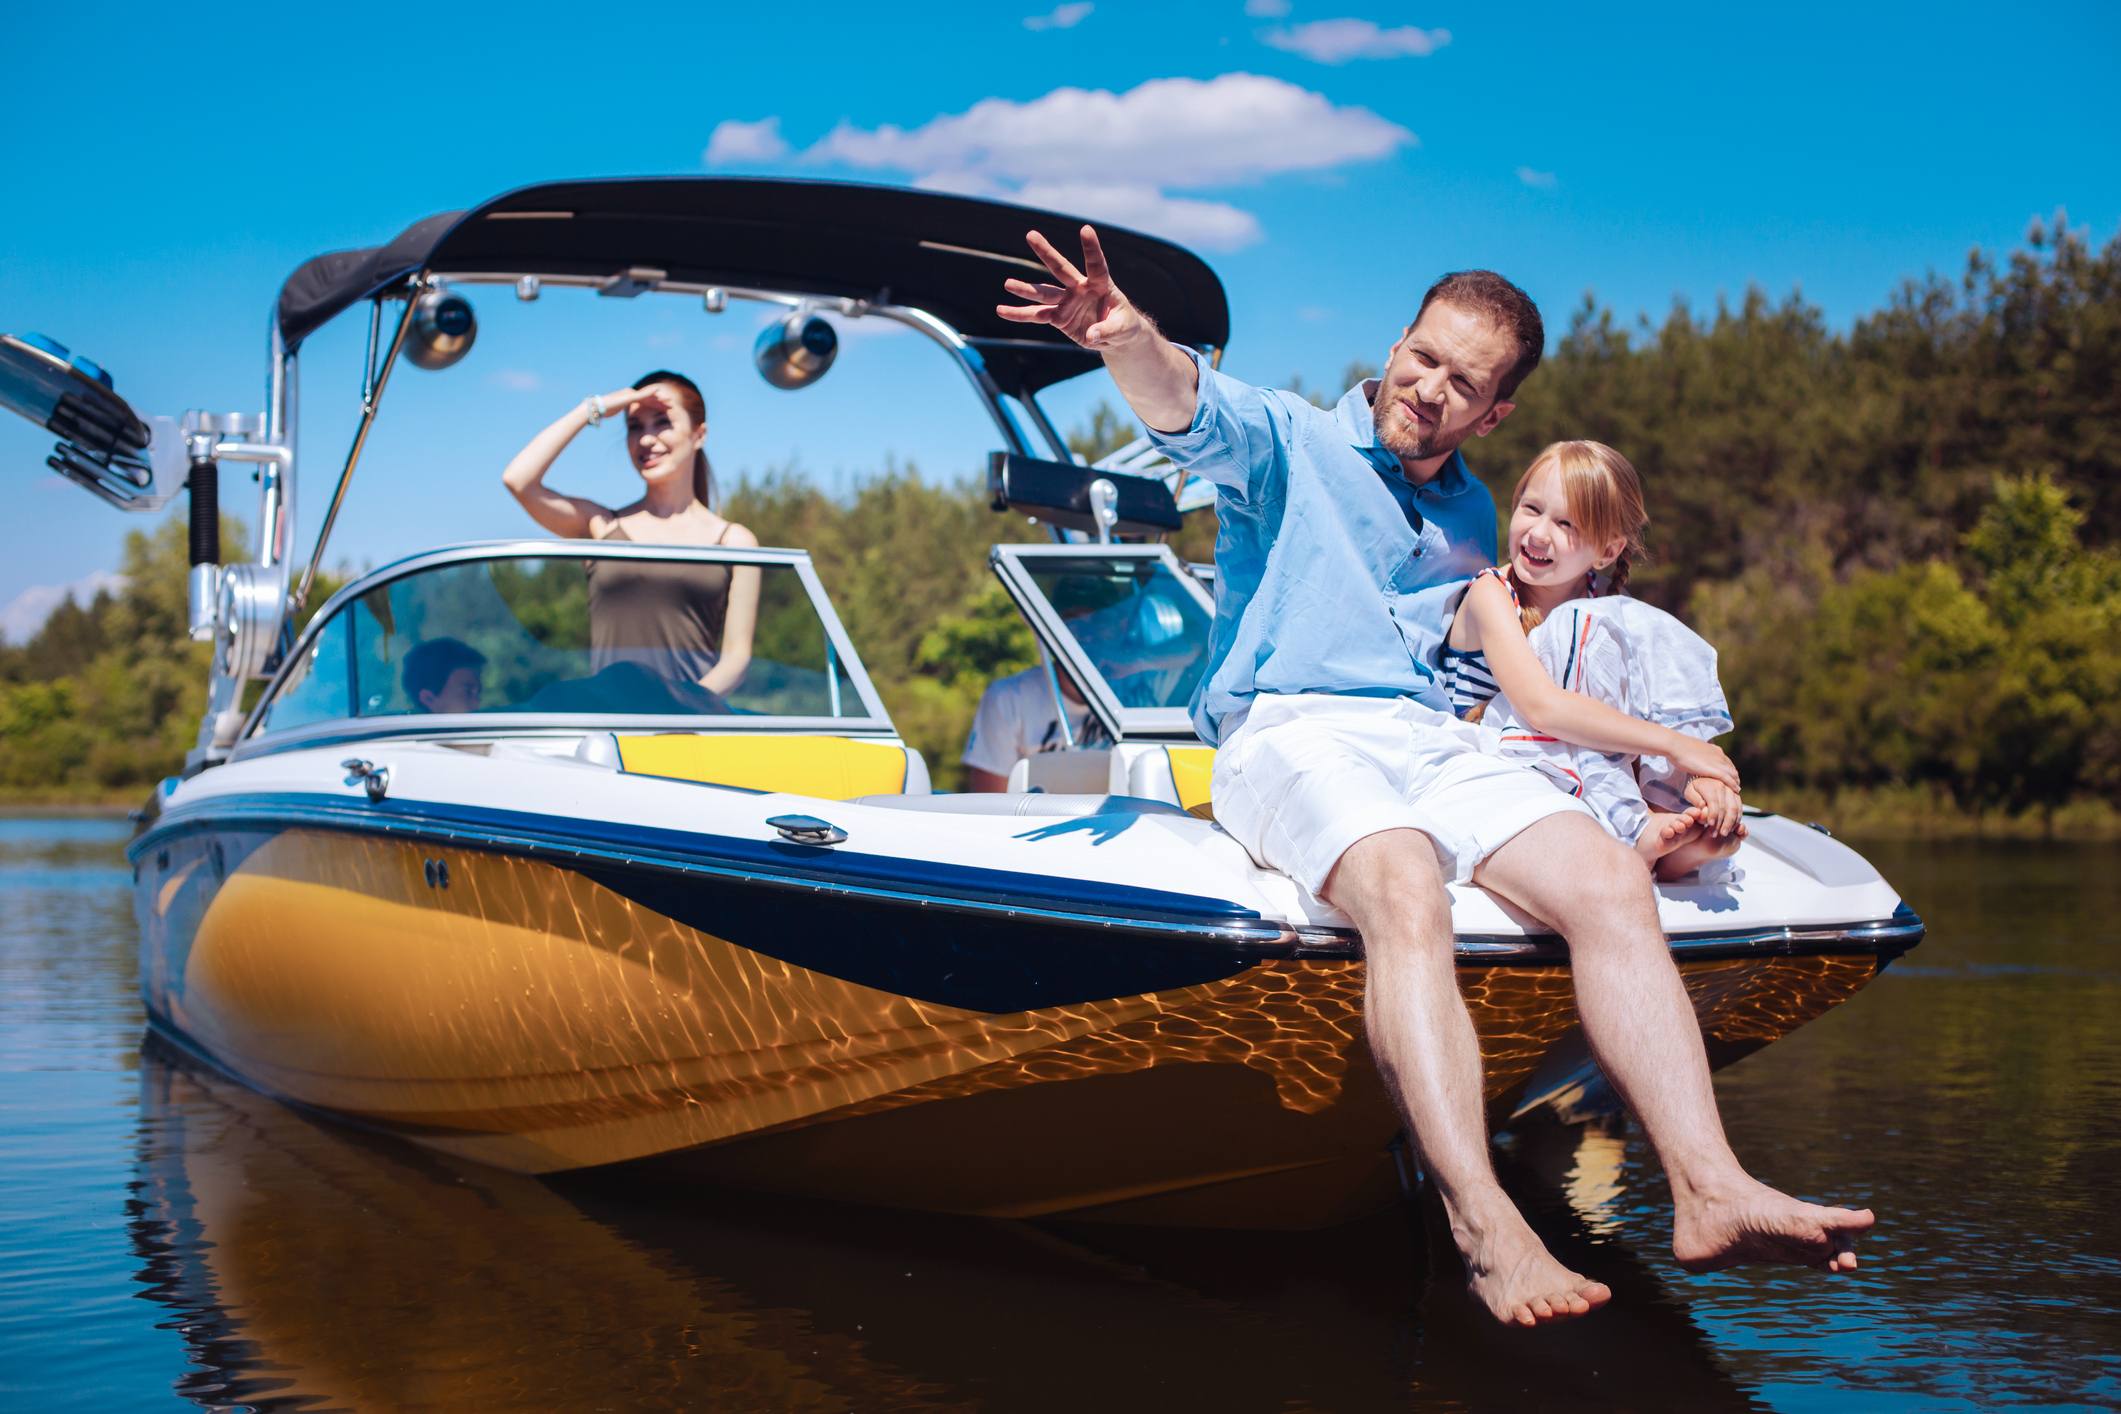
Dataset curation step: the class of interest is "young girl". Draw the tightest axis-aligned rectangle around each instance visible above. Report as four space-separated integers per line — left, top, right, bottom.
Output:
1441 440 1744 880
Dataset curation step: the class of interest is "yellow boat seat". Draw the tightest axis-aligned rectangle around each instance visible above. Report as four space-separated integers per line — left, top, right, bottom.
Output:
1164 746 1215 818
1115 743 1216 819
615 734 912 800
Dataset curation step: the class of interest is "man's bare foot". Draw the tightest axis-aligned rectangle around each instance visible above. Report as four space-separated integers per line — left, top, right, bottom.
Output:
1459 1212 1614 1327
1672 1177 1875 1274
1656 820 1747 882
1634 809 1707 873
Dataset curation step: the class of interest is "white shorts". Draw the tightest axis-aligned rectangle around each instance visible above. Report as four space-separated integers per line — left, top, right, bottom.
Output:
1211 693 1596 895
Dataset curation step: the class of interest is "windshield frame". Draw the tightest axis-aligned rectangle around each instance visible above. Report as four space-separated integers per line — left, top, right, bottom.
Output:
989 542 1216 744
232 540 894 758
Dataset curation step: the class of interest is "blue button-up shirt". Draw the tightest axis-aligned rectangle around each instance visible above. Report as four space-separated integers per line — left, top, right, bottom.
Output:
1149 349 1499 744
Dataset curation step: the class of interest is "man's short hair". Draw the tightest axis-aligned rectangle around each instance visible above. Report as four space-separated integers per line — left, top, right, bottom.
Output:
402 636 485 706
1414 271 1545 401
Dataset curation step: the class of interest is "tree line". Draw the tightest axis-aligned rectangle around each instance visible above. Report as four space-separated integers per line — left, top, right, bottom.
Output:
2 220 2114 823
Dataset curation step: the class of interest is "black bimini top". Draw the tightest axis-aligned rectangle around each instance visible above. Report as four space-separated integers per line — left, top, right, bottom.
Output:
275 178 1230 397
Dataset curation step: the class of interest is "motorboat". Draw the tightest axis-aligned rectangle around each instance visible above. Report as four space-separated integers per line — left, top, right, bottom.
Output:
5 178 1922 1227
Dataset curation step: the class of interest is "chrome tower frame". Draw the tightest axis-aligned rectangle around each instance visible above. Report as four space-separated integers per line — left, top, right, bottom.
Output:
182 262 1136 767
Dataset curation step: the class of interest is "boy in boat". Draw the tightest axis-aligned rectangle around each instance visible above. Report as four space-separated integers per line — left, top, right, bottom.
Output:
964 589 1113 792
402 637 485 715
998 228 1873 1327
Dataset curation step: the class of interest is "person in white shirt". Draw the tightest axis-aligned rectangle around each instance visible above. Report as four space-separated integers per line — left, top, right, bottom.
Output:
961 661 1111 791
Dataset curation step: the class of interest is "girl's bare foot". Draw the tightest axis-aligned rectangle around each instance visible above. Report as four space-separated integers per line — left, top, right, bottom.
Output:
1633 809 1707 873
1655 820 1748 882
1672 1177 1875 1273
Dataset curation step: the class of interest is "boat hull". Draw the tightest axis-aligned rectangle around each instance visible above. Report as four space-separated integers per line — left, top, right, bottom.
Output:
133 806 1915 1226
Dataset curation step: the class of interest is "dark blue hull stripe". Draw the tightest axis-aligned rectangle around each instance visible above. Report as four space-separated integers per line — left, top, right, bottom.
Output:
132 798 1288 1014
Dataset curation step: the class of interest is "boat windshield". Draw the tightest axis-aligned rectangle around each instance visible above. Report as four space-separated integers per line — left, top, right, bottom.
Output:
1018 553 1212 711
256 552 867 734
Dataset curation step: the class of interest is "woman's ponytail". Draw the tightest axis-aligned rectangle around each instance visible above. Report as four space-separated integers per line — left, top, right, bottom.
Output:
693 450 713 509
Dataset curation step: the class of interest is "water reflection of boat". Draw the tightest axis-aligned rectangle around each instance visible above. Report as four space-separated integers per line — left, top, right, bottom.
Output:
131 1044 959 1410
7 178 1922 1226
132 1046 1765 1411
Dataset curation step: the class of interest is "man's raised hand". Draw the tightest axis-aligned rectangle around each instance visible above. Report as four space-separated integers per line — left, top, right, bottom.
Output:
996 226 1150 350
996 223 1200 433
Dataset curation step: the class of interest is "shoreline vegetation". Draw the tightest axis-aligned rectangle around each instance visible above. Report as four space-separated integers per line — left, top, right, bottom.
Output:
3 221 2115 831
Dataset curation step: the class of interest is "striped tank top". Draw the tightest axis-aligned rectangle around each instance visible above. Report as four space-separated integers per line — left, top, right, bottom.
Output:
1440 568 1515 718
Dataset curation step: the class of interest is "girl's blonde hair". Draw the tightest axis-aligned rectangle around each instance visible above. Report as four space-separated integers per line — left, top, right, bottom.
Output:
1506 440 1649 630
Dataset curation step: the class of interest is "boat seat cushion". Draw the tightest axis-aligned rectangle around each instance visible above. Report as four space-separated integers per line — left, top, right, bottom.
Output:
1003 744 1219 817
616 734 915 800
1005 748 1117 795
1136 741 1221 818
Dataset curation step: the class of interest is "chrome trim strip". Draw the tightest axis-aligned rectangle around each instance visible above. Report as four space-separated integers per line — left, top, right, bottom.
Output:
136 797 1303 950
1290 901 1926 963
136 793 1924 968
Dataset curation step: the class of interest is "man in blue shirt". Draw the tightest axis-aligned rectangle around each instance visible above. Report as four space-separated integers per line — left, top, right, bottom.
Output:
999 227 1874 1328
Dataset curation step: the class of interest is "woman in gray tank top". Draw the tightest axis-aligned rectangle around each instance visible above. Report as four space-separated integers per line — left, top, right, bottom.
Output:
502 370 761 699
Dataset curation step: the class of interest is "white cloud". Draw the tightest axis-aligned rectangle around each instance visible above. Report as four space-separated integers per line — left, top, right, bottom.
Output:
911 169 1262 250
486 368 543 392
1244 0 1292 15
804 74 1411 189
1 569 125 644
758 74 1409 251
1297 304 1335 323
1516 166 1557 189
1263 19 1451 63
704 117 791 166
1024 2 1092 29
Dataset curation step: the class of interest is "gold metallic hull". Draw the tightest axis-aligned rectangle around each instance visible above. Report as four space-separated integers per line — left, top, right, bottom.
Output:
137 824 1892 1227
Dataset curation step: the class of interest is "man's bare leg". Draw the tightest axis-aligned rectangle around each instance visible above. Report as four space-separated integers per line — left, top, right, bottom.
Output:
1474 813 1875 1273
1327 829 1612 1326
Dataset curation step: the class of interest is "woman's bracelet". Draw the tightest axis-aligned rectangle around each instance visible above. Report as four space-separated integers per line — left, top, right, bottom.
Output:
583 394 607 425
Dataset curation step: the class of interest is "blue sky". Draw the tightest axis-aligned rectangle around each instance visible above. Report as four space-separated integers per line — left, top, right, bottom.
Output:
2 0 2116 633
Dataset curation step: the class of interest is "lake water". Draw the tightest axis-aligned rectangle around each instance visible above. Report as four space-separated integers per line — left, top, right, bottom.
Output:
1 814 2115 1411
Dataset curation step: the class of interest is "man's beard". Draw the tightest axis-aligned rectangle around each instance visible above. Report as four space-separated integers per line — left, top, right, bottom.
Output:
1373 392 1461 463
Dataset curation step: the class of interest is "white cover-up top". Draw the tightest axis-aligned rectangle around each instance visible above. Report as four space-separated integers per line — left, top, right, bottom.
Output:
1476 593 1733 845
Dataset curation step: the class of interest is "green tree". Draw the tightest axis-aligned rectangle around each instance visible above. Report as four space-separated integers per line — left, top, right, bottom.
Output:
1696 473 2118 827
1962 476 2121 819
